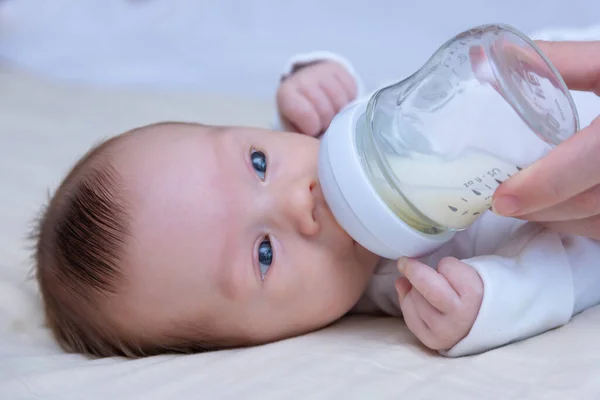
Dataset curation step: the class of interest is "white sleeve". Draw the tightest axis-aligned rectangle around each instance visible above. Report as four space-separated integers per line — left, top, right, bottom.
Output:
441 222 600 358
271 51 366 131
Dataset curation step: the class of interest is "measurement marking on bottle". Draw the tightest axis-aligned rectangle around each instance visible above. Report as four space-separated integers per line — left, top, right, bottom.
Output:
461 197 468 202
554 99 565 121
448 205 458 212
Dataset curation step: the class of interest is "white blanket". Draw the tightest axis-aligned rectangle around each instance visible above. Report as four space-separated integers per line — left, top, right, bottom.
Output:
2 30 600 399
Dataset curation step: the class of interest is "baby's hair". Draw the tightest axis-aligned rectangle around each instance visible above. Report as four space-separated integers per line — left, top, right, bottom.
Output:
31 136 133 356
32 124 228 358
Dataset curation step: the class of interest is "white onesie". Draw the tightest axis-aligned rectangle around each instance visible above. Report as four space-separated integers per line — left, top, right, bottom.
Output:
274 49 600 358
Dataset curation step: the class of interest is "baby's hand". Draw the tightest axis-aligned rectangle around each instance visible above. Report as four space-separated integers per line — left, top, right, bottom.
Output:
276 61 358 137
395 257 483 351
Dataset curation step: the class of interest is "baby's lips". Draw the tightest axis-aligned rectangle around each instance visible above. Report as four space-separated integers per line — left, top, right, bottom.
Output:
311 182 326 208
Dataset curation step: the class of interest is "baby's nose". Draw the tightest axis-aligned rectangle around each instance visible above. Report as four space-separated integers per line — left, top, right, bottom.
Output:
282 178 319 236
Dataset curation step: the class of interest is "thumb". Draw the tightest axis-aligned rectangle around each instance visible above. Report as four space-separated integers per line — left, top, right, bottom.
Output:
493 115 600 216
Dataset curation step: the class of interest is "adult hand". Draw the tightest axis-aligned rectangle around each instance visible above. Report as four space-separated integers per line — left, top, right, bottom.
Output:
493 40 600 239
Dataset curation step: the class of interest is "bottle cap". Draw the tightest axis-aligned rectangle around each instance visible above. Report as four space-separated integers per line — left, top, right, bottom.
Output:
318 100 455 259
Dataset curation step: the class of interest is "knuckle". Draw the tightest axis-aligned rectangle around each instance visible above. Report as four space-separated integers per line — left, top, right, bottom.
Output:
436 257 455 275
294 75 314 92
334 72 357 95
423 286 442 304
317 60 341 72
426 283 452 310
424 314 445 337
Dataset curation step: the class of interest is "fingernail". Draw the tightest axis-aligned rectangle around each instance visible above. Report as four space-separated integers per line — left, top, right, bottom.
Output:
397 257 408 274
492 195 521 216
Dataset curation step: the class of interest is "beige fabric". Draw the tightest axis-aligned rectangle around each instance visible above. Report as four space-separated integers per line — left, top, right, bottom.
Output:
1 65 599 399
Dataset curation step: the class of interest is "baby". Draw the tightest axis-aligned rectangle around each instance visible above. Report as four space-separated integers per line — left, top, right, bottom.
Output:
34 52 600 358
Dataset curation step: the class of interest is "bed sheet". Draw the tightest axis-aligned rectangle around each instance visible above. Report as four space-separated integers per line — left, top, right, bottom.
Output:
2 32 600 400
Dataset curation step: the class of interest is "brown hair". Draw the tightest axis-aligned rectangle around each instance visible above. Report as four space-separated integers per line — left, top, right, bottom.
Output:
32 137 134 356
32 126 230 358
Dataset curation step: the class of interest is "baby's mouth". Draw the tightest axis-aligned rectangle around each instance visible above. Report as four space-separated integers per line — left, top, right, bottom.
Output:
312 183 357 245
310 184 329 228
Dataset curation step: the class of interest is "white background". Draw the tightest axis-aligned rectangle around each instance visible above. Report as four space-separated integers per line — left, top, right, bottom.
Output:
0 0 598 98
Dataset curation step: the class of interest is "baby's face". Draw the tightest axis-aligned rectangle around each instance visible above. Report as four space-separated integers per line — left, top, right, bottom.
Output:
109 123 379 346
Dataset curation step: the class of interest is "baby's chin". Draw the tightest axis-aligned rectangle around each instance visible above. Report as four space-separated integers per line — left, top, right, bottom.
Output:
353 239 380 270
323 207 379 268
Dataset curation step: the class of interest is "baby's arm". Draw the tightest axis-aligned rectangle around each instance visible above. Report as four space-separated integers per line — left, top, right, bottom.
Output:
444 223 600 357
274 52 365 136
399 217 600 357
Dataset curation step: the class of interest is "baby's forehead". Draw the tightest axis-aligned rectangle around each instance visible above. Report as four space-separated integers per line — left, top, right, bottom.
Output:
113 122 231 223
110 128 235 332
103 123 215 178
61 121 218 233
112 122 213 152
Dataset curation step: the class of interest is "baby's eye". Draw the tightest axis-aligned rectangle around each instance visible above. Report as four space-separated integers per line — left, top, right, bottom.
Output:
251 150 267 180
258 237 273 280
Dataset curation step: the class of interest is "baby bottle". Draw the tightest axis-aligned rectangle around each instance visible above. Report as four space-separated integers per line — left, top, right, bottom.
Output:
318 24 579 259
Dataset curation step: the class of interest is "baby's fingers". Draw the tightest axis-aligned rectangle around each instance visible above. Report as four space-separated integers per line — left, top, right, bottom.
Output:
397 288 438 349
299 84 336 133
333 66 358 101
437 257 484 305
276 85 321 136
318 77 352 114
398 258 459 314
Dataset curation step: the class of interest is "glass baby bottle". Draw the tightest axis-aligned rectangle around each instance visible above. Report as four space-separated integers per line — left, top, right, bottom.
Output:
318 24 580 259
